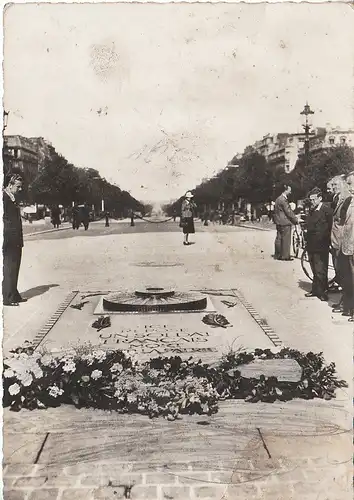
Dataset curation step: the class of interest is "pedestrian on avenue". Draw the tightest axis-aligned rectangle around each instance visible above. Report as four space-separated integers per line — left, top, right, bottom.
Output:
51 205 61 228
203 209 209 226
81 203 90 231
130 209 135 227
2 172 27 306
304 187 333 302
72 204 79 230
336 171 354 321
105 210 110 227
273 184 298 260
180 191 196 245
221 210 228 225
327 175 351 304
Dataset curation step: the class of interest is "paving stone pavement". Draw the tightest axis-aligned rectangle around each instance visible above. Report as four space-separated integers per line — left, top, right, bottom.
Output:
3 456 351 500
3 399 352 500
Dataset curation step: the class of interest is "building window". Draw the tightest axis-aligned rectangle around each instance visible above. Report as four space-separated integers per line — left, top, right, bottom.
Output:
340 137 346 145
329 136 335 145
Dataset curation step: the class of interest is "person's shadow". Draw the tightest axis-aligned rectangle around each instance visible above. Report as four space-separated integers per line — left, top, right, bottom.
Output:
298 279 312 293
22 284 59 300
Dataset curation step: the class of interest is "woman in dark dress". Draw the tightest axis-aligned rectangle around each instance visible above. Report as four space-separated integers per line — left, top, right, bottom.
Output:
180 191 196 245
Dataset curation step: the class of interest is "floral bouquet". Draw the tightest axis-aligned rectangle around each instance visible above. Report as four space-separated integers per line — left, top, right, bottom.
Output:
2 343 347 419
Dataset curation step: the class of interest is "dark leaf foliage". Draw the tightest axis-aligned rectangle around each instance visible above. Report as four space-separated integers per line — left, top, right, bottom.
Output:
3 345 347 419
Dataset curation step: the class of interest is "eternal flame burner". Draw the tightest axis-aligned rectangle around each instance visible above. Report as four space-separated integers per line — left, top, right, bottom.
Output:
102 287 207 313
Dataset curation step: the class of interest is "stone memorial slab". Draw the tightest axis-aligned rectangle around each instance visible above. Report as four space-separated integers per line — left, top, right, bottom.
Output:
238 359 302 382
32 288 276 361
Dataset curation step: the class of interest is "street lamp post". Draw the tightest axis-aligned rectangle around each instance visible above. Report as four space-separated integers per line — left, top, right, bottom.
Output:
3 110 9 135
300 103 314 167
92 177 105 213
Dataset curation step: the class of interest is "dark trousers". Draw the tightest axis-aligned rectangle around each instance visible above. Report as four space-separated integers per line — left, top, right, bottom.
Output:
338 252 354 312
275 225 292 259
3 246 22 303
308 251 329 297
332 249 341 285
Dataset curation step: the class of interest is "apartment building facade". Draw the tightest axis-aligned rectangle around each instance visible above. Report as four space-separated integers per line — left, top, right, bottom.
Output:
250 126 354 173
3 135 53 182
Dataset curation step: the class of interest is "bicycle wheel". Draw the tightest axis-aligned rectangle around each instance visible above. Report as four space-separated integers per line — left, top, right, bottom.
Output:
292 231 300 258
301 248 313 281
301 248 337 286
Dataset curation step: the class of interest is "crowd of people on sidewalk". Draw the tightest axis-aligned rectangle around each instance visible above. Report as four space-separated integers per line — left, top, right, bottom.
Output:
273 174 354 321
200 206 270 226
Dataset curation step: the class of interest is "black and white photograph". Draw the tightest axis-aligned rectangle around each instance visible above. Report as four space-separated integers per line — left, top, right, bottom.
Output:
2 3 354 499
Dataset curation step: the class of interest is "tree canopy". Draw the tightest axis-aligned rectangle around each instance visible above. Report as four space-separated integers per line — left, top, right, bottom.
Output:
26 146 144 215
164 144 354 214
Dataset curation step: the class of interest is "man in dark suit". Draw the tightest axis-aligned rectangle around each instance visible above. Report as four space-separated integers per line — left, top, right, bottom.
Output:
3 172 27 306
273 184 299 260
304 187 333 301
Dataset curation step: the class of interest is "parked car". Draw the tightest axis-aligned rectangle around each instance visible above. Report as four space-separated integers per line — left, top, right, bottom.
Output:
72 204 90 230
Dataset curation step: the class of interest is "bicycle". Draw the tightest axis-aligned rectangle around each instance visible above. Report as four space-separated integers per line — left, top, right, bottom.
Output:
294 221 338 289
292 223 306 258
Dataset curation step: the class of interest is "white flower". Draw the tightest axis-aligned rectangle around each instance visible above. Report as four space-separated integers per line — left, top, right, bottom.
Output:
114 389 125 400
32 365 43 379
5 354 44 380
81 375 90 383
48 385 64 398
91 370 102 380
3 368 15 378
110 362 123 373
93 350 106 362
63 361 76 373
8 383 21 395
60 355 72 363
81 354 95 366
41 355 56 367
127 394 137 403
20 372 33 387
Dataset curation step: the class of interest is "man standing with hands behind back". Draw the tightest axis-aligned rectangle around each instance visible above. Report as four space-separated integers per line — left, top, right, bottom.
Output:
273 184 298 261
2 171 27 306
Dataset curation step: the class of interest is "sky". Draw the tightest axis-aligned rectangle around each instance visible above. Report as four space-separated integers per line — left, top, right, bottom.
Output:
3 3 354 203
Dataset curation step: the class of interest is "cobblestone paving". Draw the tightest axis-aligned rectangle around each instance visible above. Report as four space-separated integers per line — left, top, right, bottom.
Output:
3 456 351 500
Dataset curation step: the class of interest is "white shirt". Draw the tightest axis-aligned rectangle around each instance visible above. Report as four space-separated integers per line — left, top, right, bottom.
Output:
4 188 15 203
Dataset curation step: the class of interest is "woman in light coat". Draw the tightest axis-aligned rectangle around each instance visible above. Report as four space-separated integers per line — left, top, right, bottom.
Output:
180 191 196 245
